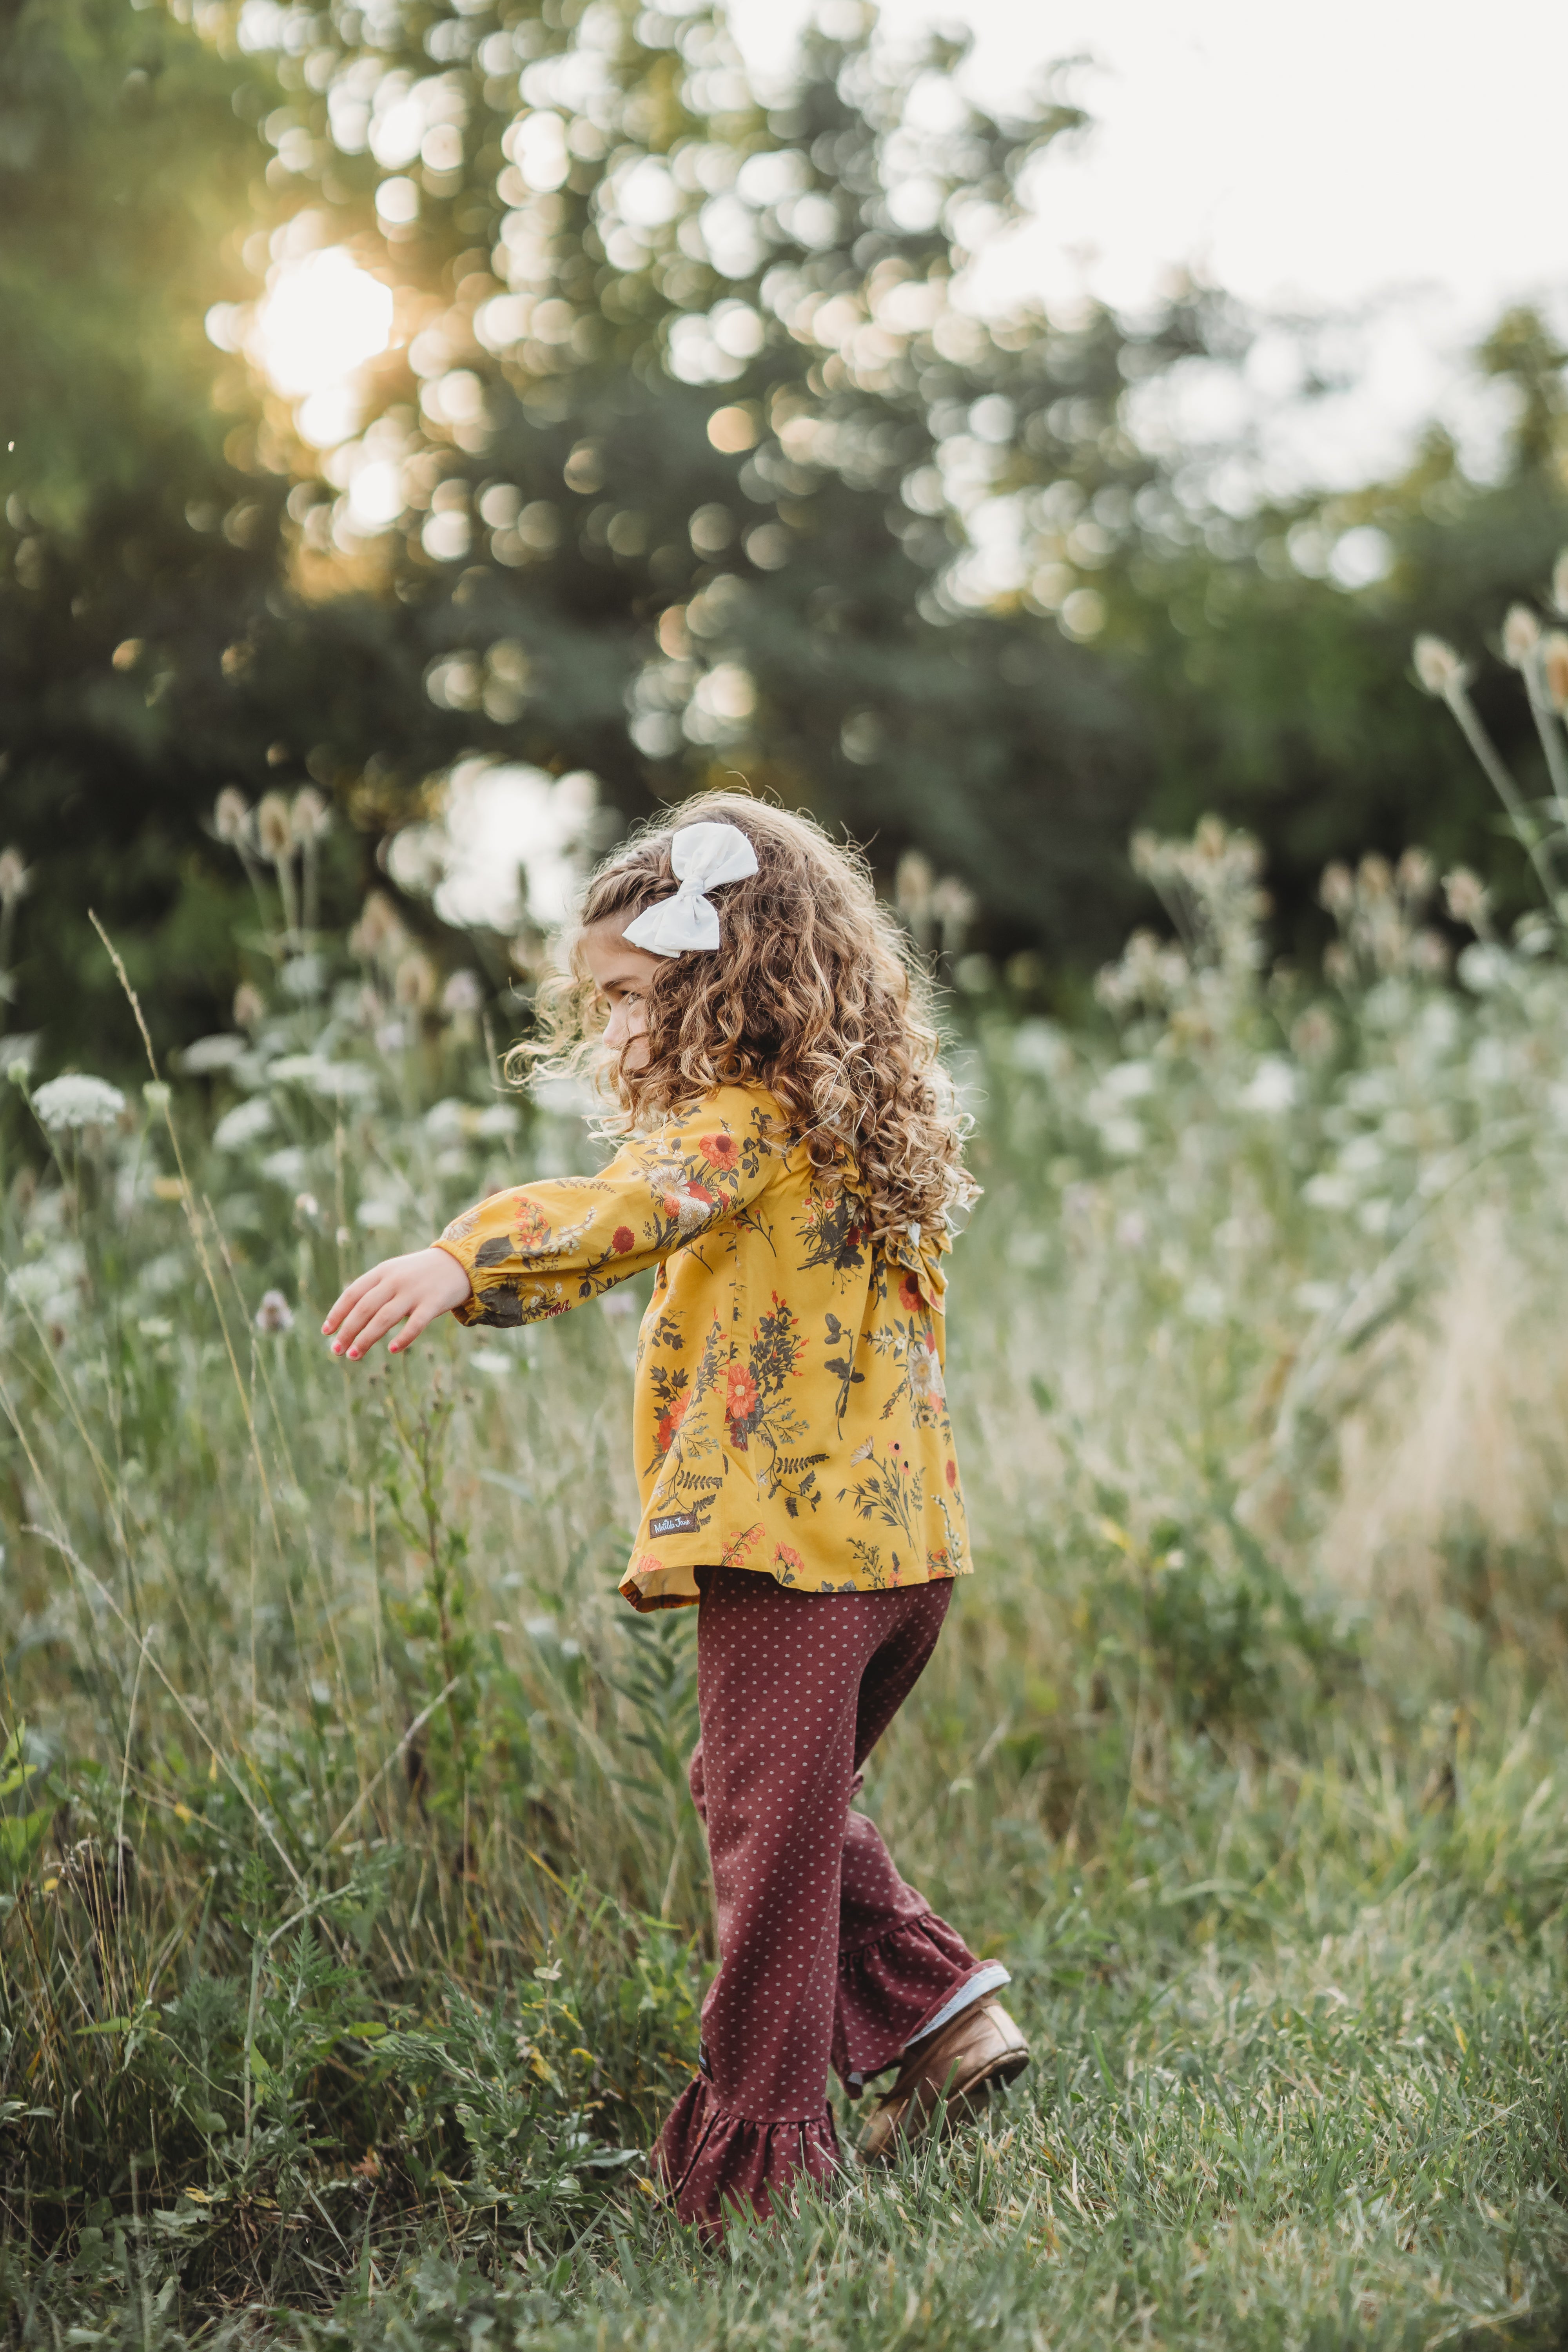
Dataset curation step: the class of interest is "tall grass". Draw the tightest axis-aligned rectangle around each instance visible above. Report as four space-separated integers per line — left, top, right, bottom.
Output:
8 640 1568 2341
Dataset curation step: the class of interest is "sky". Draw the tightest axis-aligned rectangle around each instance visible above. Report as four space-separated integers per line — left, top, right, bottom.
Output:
730 0 1568 488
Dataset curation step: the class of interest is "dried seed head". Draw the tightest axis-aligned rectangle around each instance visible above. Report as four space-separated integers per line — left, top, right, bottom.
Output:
233 981 266 1029
1396 847 1436 903
1553 552 1568 618
291 785 331 844
254 1288 294 1334
394 951 437 1010
256 791 293 860
1502 604 1542 669
1318 862 1355 917
0 846 31 907
894 850 935 918
1543 630 1568 715
349 890 405 964
1412 635 1464 696
214 787 251 846
64 1836 135 1924
1289 1005 1338 1065
1443 866 1490 927
1359 853 1392 900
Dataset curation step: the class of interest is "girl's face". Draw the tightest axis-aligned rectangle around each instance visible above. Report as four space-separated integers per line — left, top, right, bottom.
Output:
581 919 665 1072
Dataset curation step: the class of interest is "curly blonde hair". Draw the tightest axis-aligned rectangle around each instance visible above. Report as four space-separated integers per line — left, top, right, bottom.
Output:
516 795 973 1241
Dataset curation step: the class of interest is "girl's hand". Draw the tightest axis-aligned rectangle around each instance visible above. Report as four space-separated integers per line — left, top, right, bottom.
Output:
322 1247 473 1361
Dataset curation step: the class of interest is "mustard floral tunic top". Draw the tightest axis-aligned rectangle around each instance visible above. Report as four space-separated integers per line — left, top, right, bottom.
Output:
432 1083 972 1613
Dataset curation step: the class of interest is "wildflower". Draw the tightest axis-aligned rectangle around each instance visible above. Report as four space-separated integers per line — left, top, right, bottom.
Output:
233 982 265 1028
1502 604 1542 670
32 1074 126 1131
142 1081 171 1111
1443 867 1490 929
294 1191 321 1221
0 846 31 906
213 1098 274 1151
256 791 293 860
181 1033 247 1075
213 787 251 845
1412 635 1464 696
441 969 483 1019
254 1289 294 1334
291 785 331 843
1543 630 1568 715
1554 551 1568 619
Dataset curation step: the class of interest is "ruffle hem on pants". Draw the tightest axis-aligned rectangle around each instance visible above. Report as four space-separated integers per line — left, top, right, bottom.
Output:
832 1907 992 2096
653 2076 842 2235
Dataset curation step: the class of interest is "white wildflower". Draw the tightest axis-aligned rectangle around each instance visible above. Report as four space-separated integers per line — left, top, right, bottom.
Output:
0 847 31 906
475 1102 523 1138
32 1074 126 1131
356 1199 401 1230
441 969 483 1019
254 1289 294 1334
269 1054 377 1103
259 1146 309 1187
180 1034 248 1075
213 1097 275 1152
1240 1057 1299 1114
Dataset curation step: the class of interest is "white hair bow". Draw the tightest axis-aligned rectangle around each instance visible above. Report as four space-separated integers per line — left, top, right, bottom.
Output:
622 821 759 958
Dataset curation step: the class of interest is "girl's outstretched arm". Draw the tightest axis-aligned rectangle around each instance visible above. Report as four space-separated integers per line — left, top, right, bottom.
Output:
323 1247 473 1361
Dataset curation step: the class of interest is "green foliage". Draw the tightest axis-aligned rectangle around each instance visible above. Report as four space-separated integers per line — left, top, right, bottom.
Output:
7 781 1568 2338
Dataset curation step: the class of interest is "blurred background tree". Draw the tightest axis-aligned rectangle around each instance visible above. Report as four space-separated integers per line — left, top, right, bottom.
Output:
3 0 1566 1067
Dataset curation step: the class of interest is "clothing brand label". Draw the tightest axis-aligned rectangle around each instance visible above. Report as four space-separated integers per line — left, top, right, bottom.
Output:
649 1510 699 1537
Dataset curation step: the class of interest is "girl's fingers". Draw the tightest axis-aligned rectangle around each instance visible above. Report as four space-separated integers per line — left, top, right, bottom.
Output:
332 1278 396 1354
323 1268 378 1333
388 1300 436 1354
341 1293 413 1359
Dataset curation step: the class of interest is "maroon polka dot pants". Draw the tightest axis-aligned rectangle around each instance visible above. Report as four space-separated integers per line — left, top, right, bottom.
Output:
653 1566 990 2233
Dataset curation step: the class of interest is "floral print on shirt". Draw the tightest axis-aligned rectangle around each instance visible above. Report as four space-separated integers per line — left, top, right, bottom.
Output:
432 1084 971 1612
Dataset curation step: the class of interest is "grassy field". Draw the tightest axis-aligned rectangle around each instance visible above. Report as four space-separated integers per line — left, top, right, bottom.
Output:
6 821 1568 2347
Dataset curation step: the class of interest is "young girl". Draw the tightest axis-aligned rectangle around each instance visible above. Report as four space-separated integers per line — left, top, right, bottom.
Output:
323 797 1028 2232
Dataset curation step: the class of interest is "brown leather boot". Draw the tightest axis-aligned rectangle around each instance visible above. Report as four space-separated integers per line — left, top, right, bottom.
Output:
857 1999 1030 2163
